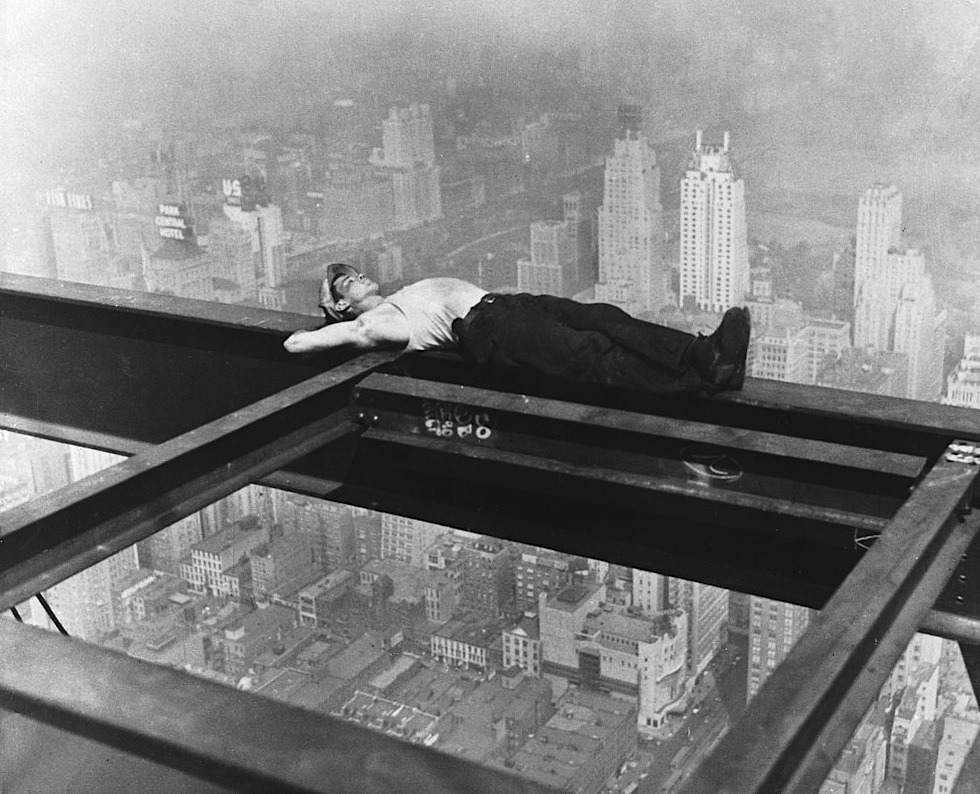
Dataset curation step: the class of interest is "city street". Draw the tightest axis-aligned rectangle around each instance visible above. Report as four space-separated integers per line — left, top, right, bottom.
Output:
603 634 749 794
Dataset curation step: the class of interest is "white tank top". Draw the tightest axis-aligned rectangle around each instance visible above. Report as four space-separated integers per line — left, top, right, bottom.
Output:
383 278 488 352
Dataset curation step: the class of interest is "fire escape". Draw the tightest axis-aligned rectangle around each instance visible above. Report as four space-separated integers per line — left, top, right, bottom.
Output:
3 272 980 792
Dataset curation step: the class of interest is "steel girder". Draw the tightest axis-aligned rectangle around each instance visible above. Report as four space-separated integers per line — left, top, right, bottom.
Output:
0 619 544 794
681 450 980 792
6 275 980 792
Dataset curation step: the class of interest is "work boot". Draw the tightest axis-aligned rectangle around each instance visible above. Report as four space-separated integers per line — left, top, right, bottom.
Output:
687 307 751 394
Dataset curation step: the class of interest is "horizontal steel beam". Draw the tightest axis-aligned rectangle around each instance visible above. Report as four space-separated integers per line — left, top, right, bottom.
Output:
352 373 918 526
0 273 337 445
394 351 980 458
0 352 398 612
682 446 980 793
0 620 542 794
353 373 927 479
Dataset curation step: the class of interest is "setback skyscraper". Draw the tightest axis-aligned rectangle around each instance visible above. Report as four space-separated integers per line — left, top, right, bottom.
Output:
851 185 946 400
679 131 750 314
594 132 667 316
853 184 903 349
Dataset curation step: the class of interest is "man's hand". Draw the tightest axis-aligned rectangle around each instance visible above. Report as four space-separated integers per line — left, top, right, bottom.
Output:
283 330 320 354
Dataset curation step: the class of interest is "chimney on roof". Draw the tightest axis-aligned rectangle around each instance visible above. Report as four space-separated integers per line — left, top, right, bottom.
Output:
723 131 730 152
695 129 703 150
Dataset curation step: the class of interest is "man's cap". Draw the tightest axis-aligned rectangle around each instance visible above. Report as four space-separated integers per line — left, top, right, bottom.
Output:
319 263 361 321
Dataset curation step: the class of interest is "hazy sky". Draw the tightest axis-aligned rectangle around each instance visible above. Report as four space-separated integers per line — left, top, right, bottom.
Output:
3 0 979 235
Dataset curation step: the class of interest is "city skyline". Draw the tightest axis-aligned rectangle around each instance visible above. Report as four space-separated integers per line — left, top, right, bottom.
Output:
4 2 980 791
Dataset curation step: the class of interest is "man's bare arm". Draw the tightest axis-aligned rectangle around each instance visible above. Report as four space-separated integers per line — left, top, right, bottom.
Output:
283 305 410 354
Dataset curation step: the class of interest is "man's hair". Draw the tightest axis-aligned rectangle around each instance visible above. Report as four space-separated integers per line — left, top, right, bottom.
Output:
318 263 361 322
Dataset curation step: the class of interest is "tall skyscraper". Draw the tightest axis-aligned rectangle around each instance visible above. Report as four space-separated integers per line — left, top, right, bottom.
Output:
43 447 140 641
213 184 286 307
854 245 924 350
459 536 516 618
850 185 946 399
747 596 811 700
679 131 750 314
852 184 905 349
562 190 596 290
668 578 728 677
371 104 442 230
893 276 946 401
853 184 903 344
380 514 448 567
594 132 667 316
632 568 667 615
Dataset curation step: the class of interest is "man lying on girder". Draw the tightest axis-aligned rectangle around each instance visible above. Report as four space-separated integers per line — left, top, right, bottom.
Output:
284 263 750 396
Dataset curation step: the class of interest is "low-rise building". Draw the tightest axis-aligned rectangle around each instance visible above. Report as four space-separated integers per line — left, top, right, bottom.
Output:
499 687 636 794
179 519 269 598
503 614 541 677
297 570 356 628
212 604 299 677
430 617 504 672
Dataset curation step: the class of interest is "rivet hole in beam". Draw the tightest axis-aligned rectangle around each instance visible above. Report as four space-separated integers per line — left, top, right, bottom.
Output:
681 445 980 793
0 353 399 613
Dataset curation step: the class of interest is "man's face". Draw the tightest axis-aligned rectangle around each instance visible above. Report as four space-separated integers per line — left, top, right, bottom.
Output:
332 272 379 315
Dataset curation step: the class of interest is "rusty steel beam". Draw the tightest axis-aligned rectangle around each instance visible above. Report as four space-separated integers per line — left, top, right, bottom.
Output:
682 447 980 794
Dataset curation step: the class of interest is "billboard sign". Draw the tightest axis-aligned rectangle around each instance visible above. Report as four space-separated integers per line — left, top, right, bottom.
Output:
43 189 94 211
223 175 269 211
155 203 194 242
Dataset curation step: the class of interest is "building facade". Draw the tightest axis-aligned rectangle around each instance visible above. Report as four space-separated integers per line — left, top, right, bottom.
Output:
748 596 812 700
678 130 749 314
594 133 667 316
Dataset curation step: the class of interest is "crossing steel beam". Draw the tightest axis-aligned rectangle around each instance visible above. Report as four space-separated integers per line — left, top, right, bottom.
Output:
0 620 543 794
682 447 980 793
0 352 397 613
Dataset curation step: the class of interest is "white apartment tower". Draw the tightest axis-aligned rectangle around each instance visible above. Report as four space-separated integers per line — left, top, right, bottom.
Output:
679 130 750 314
595 133 667 316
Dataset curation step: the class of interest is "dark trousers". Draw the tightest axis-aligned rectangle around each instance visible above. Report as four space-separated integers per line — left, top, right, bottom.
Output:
452 293 702 394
